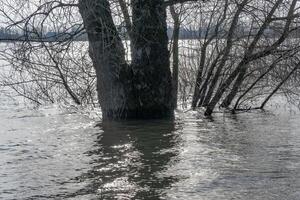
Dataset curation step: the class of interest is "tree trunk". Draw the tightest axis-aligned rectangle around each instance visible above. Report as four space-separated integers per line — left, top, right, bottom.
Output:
79 0 128 120
129 0 173 118
233 59 279 111
192 0 229 108
198 52 223 106
205 0 295 116
79 0 174 120
201 60 224 107
192 45 207 108
221 0 284 108
221 67 247 108
260 64 299 109
170 5 180 108
117 0 132 39
204 60 247 116
201 0 248 114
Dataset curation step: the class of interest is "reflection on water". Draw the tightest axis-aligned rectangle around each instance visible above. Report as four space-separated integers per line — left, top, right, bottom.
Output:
0 88 300 200
72 121 180 200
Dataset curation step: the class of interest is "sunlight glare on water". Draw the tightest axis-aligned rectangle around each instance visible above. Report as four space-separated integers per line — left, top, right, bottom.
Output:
0 88 300 200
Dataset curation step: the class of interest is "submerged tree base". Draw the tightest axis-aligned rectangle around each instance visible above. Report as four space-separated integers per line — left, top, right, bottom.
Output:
103 108 174 121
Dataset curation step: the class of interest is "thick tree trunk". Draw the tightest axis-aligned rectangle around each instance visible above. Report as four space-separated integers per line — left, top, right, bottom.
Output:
79 0 174 120
79 0 128 120
129 0 174 118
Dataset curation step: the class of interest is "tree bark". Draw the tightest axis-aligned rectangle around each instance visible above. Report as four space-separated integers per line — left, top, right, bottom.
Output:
191 45 207 108
117 0 132 39
79 0 174 120
79 0 128 120
198 51 223 106
129 0 174 118
220 67 247 108
170 5 180 108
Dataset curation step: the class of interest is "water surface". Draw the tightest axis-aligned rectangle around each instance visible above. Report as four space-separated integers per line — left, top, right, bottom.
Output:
0 88 300 200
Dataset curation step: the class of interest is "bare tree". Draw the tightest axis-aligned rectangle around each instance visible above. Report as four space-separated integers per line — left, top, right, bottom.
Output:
1 0 300 119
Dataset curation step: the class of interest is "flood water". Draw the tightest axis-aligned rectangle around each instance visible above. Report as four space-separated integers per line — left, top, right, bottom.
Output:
1 87 300 200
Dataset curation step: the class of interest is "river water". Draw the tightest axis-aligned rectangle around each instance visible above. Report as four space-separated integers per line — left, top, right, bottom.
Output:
0 86 300 200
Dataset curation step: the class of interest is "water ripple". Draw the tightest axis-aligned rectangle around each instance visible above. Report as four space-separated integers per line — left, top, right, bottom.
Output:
0 90 300 199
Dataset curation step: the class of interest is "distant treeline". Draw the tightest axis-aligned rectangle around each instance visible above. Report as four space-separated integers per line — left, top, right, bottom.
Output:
1 25 300 42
